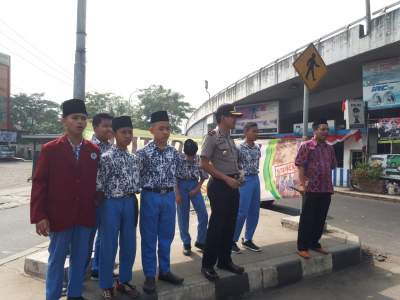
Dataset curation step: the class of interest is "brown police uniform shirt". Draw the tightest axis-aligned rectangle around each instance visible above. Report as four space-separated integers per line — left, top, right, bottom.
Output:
200 128 240 175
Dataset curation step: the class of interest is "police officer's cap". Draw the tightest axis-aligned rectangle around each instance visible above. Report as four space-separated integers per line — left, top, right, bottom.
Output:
151 111 169 123
112 116 133 131
215 104 243 121
184 139 198 156
62 99 87 118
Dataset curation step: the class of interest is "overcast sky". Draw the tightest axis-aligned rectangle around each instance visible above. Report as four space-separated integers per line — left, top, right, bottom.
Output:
0 0 395 108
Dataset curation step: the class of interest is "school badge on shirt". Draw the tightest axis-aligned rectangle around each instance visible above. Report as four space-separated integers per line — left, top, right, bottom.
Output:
90 152 98 160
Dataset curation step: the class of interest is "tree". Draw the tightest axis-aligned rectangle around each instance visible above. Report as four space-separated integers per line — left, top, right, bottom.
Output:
85 92 135 117
11 93 63 134
133 85 194 133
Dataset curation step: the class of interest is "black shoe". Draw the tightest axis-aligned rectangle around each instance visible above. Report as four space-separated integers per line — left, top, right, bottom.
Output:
201 267 219 281
116 281 140 299
231 242 242 254
90 270 99 280
143 277 156 294
241 239 262 252
158 271 184 285
183 244 192 256
217 262 245 274
195 242 206 252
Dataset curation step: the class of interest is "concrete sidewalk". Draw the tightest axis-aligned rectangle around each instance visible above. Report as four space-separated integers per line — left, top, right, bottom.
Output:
2 209 360 300
334 187 400 204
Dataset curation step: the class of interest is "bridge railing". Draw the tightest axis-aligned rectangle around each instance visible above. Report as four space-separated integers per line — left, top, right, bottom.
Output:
186 1 400 132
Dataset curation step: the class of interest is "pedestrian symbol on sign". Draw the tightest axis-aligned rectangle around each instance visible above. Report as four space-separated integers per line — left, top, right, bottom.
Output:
305 53 320 81
293 44 327 91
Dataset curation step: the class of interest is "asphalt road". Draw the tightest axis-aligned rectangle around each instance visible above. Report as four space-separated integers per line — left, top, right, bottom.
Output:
0 203 47 259
251 194 400 300
247 251 400 300
265 194 400 256
0 160 32 190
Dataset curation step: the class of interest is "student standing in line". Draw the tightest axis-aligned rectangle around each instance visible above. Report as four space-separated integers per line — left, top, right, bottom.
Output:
136 111 184 294
31 99 99 300
89 113 113 280
232 122 262 254
176 139 209 256
96 116 140 299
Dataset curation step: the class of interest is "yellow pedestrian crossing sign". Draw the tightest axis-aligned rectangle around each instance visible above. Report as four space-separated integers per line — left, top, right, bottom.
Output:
293 43 327 91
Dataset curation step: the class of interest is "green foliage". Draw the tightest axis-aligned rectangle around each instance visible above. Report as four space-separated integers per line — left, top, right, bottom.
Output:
11 93 63 134
85 92 135 117
133 85 195 133
352 161 383 180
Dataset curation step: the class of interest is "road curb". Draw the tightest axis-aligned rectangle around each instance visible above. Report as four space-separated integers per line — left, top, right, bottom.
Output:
334 189 400 204
0 241 48 267
21 218 361 300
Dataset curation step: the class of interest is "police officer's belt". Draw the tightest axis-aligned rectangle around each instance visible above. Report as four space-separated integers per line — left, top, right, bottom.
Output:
143 187 174 194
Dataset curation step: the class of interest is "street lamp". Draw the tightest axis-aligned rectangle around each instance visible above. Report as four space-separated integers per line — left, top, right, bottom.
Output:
205 80 211 100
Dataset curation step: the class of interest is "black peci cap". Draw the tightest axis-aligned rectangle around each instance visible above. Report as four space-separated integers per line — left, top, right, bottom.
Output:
112 116 133 131
61 99 87 118
183 139 198 156
215 104 243 123
150 111 169 123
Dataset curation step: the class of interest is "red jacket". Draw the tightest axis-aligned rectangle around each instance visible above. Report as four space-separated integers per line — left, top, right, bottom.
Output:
30 135 100 232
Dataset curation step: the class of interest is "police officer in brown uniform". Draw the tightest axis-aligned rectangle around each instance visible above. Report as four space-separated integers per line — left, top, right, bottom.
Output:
200 104 245 281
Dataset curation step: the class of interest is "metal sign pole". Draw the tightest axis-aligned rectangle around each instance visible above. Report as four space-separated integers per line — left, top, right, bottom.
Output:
302 84 310 139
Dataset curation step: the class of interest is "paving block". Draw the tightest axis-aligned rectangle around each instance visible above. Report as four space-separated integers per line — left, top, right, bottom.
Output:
246 266 263 292
261 266 278 289
24 250 68 281
158 280 215 300
301 253 333 277
276 258 302 287
331 244 361 271
215 273 250 300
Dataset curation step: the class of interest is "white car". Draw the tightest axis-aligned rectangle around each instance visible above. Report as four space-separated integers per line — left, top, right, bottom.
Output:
0 145 15 159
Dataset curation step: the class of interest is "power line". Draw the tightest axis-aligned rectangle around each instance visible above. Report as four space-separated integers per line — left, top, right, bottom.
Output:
0 18 74 79
0 42 73 87
0 28 73 82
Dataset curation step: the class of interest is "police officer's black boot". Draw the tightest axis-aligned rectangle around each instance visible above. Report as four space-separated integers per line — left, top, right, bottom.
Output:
158 272 184 285
217 262 244 275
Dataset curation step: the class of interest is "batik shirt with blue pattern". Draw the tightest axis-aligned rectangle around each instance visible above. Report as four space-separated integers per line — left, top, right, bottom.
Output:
238 142 261 176
176 154 209 181
136 141 181 189
96 145 140 198
91 134 112 154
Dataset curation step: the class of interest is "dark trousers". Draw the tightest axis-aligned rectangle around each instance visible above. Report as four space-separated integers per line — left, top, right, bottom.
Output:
202 177 239 268
297 192 331 251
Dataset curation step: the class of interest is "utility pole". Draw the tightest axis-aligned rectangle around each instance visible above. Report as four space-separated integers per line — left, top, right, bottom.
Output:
365 0 371 36
302 85 309 138
73 0 87 101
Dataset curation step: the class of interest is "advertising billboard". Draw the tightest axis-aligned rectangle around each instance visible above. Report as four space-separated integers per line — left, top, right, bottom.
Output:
377 118 400 142
0 52 10 130
233 102 279 136
363 57 400 110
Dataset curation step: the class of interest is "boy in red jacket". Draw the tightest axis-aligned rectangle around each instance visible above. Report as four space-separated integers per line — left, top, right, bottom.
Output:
30 99 100 300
